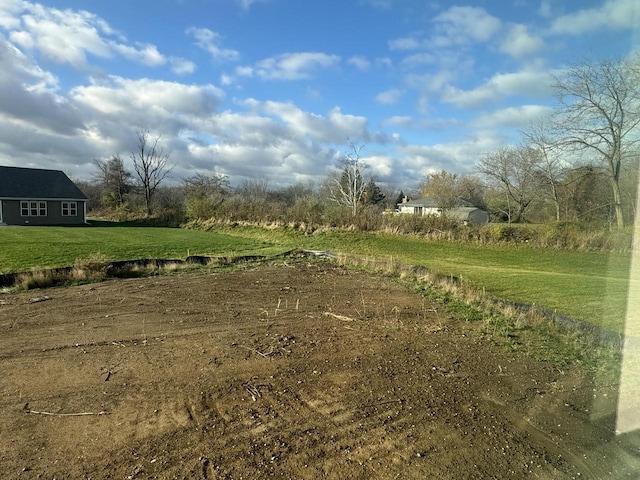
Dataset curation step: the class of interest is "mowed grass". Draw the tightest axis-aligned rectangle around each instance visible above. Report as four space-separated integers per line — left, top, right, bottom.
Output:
0 223 284 274
212 226 632 332
0 222 632 332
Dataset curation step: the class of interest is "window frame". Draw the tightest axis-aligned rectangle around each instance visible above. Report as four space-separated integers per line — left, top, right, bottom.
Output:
61 201 77 217
20 200 48 217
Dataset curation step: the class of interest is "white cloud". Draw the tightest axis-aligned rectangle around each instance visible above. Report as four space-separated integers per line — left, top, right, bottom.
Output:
550 0 640 35
16 8 112 67
71 76 224 125
306 87 322 99
442 69 554 108
375 57 392 68
348 55 371 71
405 70 457 112
187 140 332 186
398 133 505 175
364 154 394 178
538 1 552 18
235 65 254 77
113 42 165 67
0 37 81 135
187 27 239 61
471 105 553 129
431 6 502 48
401 52 436 66
406 71 454 93
201 110 289 148
254 52 340 80
360 0 393 9
258 101 367 143
382 115 413 128
7 3 167 69
388 36 421 51
236 0 270 11
500 24 545 59
177 100 393 186
375 88 403 105
0 0 23 29
169 57 196 75
3 0 627 189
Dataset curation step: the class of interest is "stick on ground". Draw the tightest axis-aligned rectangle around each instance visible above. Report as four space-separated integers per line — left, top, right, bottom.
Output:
23 403 107 416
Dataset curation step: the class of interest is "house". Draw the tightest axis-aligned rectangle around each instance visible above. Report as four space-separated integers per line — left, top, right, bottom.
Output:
396 197 442 216
396 197 489 226
0 166 88 226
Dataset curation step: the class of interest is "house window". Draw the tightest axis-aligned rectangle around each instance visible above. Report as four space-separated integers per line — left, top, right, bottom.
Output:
61 201 77 216
20 200 47 216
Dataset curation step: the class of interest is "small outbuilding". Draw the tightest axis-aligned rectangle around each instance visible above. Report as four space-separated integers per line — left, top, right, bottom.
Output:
445 207 490 226
0 166 88 226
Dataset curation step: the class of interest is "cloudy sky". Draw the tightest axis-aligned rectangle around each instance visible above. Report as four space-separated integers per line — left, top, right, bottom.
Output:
0 0 638 189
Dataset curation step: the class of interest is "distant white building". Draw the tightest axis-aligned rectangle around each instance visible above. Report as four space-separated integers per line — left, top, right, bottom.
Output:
396 197 490 226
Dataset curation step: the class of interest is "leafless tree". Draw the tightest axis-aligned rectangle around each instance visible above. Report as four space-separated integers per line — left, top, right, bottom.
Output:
328 143 369 216
92 155 133 208
130 129 174 216
477 146 543 223
521 119 569 222
182 172 229 219
552 55 640 227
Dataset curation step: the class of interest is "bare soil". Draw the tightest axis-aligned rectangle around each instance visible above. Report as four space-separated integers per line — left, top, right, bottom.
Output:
1 258 639 479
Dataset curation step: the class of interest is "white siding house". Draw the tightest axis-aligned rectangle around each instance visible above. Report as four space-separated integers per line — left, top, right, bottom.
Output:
396 197 490 226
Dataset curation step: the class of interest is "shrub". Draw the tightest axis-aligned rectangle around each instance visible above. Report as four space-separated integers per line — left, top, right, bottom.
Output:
72 252 111 281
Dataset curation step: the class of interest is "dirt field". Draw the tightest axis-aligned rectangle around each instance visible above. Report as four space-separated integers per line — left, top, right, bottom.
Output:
1 258 639 479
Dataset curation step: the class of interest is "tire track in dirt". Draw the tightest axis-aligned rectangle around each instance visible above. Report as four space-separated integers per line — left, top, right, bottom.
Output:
3 260 640 479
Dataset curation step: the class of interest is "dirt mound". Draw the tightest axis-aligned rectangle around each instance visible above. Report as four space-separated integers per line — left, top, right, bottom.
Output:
1 260 638 479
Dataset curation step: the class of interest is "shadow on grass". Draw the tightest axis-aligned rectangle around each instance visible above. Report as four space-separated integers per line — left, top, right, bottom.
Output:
86 219 179 228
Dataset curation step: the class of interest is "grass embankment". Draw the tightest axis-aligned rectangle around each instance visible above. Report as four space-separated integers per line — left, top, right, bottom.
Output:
0 221 631 333
199 224 631 332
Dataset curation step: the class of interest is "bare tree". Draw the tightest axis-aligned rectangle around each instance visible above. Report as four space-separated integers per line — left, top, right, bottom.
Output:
328 143 369 216
130 129 173 216
521 119 569 222
477 146 543 223
552 55 640 227
92 155 133 208
457 174 487 208
183 172 229 198
182 172 229 220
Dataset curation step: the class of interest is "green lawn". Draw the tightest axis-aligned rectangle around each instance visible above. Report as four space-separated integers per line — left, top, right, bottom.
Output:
0 223 284 273
0 222 632 332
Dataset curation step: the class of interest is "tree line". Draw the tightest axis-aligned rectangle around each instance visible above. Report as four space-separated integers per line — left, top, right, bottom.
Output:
81 55 639 230
471 55 639 227
80 134 393 227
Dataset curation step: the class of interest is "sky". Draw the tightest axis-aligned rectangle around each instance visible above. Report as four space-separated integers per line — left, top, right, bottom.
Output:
0 0 638 190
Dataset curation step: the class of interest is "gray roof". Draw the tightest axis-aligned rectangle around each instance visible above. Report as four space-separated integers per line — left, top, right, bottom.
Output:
398 198 440 208
398 197 476 208
0 166 87 200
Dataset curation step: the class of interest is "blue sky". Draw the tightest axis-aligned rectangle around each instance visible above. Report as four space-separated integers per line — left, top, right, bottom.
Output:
0 0 638 189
